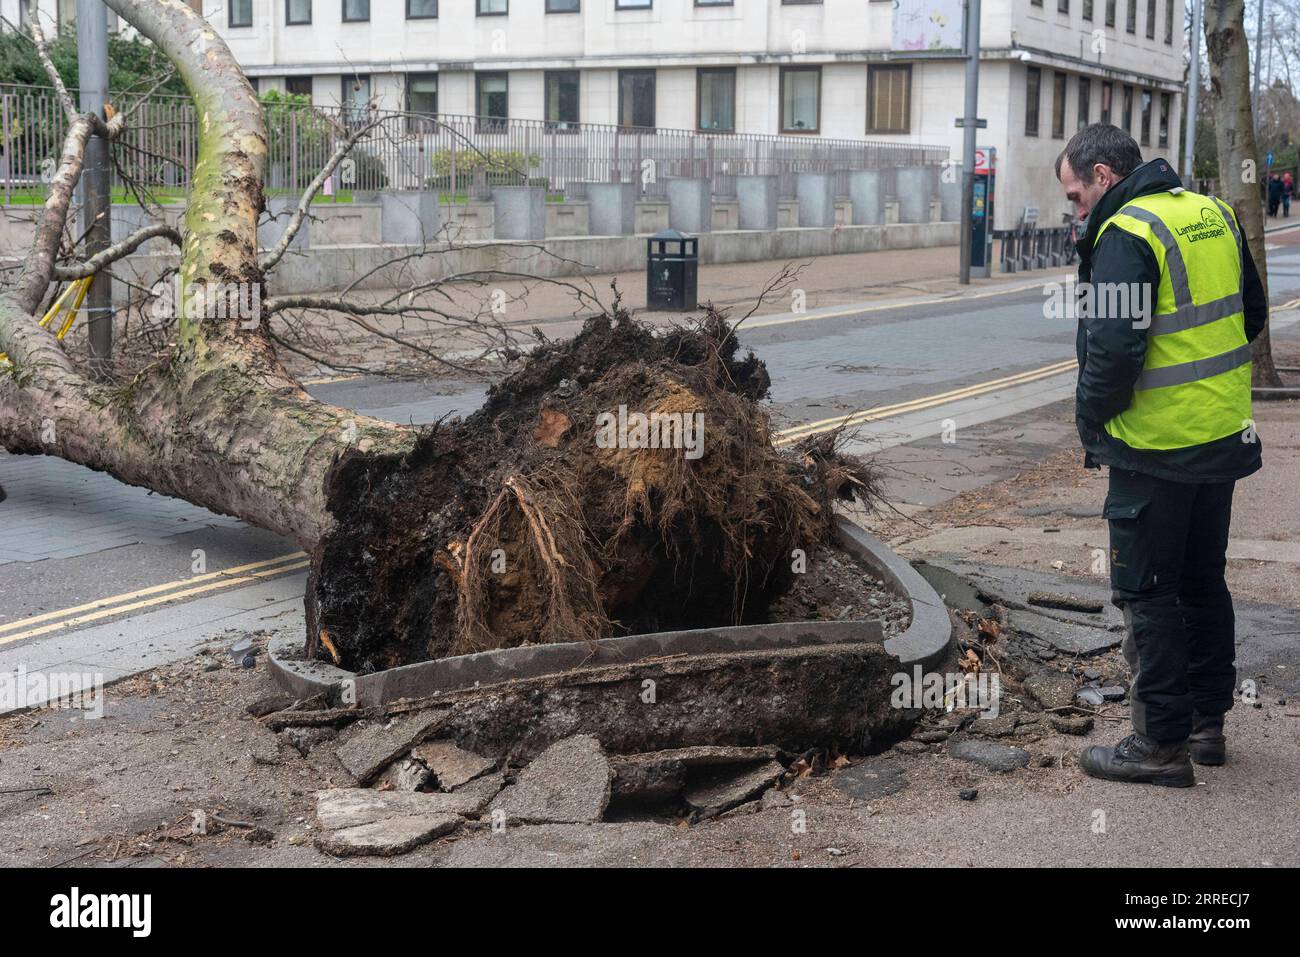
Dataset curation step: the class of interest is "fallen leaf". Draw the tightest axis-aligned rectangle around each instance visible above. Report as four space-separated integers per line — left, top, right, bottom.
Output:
533 408 571 448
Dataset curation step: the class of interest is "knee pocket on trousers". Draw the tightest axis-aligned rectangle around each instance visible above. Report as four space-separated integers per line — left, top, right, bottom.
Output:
1104 493 1153 592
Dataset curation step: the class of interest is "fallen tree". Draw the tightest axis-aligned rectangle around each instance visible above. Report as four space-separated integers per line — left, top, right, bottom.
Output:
0 0 877 673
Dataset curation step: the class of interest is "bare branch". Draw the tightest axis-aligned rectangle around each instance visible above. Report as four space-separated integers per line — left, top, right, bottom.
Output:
27 0 76 123
259 115 385 273
53 223 183 280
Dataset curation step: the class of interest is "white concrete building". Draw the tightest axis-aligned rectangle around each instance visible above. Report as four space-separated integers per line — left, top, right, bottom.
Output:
16 0 1187 229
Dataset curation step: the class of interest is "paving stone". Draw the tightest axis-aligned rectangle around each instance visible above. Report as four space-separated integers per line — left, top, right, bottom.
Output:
683 760 786 813
969 713 1019 737
315 813 461 857
1023 669 1078 710
948 739 1031 772
412 739 496 790
1049 714 1095 735
1010 609 1120 656
833 758 907 800
377 757 432 792
490 735 612 825
333 712 445 785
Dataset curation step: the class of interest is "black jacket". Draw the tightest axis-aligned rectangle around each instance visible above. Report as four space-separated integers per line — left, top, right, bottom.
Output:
1074 157 1266 483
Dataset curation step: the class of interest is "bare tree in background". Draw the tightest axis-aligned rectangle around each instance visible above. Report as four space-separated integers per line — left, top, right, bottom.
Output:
1205 0 1283 386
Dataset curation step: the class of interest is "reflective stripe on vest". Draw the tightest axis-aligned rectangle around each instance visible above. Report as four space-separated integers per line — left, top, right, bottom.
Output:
1092 189 1252 451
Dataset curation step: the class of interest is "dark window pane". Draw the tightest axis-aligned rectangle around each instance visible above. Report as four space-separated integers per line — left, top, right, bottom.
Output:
618 70 656 129
1077 76 1090 130
286 76 312 98
286 0 310 23
545 0 579 9
697 68 735 132
407 0 437 16
477 73 509 131
868 65 910 133
546 71 580 128
1025 66 1041 137
230 0 252 26
1052 71 1066 139
781 67 819 132
342 0 369 20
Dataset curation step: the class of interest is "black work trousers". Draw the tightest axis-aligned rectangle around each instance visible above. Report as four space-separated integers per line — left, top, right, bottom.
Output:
1104 467 1238 743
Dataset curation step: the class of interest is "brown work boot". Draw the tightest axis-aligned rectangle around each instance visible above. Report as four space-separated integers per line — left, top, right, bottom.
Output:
1188 714 1226 766
1079 732 1195 788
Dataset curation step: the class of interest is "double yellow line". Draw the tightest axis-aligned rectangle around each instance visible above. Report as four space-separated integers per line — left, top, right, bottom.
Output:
774 358 1078 446
0 358 1079 647
0 551 310 647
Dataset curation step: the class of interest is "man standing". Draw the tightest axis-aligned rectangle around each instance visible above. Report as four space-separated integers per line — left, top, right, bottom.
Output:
1054 124 1267 787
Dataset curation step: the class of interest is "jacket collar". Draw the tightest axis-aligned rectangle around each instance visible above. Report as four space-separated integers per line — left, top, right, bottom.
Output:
1078 157 1183 273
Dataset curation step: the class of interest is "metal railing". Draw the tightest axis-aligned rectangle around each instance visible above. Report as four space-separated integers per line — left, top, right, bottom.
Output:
1 82 950 205
994 224 1079 273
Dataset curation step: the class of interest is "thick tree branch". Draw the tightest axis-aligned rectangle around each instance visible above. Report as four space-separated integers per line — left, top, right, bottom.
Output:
53 223 183 279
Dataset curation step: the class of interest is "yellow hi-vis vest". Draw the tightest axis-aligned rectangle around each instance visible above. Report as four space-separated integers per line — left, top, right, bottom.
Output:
1092 189 1253 451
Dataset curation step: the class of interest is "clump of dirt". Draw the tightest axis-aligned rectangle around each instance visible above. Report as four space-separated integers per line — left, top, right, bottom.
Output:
768 545 911 637
311 302 883 673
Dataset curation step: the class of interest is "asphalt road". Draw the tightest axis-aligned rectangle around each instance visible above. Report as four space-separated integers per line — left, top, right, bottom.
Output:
2 234 1299 705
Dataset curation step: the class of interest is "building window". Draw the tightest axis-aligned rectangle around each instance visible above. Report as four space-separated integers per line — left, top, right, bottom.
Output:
407 73 437 116
1145 0 1155 38
782 0 823 4
1083 0 1093 19
780 66 820 133
407 0 437 17
476 72 509 131
545 71 580 130
1159 92 1170 147
286 0 310 23
1126 0 1135 33
342 74 370 129
286 76 312 98
1025 66 1041 137
1031 0 1042 6
1058 0 1068 13
342 0 368 21
867 64 911 134
229 0 252 26
1121 84 1133 133
615 0 651 8
1139 88 1152 145
618 69 656 129
478 0 507 13
1164 0 1173 43
696 0 732 5
1105 0 1115 27
546 0 579 10
1052 72 1067 139
697 68 736 132
1100 80 1112 123
1077 76 1090 130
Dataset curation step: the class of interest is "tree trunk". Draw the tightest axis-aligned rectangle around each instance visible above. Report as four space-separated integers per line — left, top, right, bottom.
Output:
0 0 417 548
1204 0 1283 387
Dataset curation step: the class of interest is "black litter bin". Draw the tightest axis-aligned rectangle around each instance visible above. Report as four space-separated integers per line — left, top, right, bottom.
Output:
646 229 698 311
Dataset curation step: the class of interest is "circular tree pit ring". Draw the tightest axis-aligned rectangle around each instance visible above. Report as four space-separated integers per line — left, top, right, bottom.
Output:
269 516 952 708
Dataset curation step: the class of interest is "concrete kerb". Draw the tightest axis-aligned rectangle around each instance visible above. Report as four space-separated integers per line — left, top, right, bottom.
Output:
268 517 953 707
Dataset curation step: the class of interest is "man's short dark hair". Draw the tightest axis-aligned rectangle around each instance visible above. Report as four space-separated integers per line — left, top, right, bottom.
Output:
1054 124 1144 184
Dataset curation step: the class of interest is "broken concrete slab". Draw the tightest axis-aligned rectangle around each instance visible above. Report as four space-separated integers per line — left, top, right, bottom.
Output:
608 744 782 805
412 739 496 790
929 560 1123 631
949 739 1031 772
1049 714 1095 735
684 760 785 814
1027 591 1105 614
969 713 1019 738
316 813 461 857
315 786 496 831
333 711 445 785
1023 669 1079 710
490 735 612 825
833 758 906 800
1009 609 1121 656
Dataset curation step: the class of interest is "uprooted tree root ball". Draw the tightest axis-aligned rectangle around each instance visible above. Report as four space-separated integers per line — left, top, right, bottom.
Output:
308 305 882 673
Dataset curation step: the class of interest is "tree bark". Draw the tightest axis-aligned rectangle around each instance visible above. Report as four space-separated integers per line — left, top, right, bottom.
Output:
1204 0 1283 387
0 0 416 548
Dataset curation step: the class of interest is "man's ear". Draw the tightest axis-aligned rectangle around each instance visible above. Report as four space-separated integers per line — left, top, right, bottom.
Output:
1092 164 1111 189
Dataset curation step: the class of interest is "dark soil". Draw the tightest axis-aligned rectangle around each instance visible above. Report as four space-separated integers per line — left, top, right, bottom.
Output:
312 303 882 673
